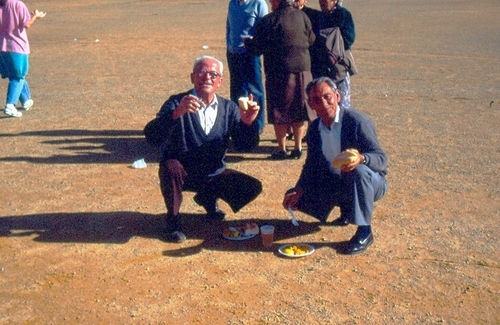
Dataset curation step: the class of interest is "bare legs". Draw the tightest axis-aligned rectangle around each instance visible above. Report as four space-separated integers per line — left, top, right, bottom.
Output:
291 121 306 152
273 124 289 153
270 121 307 159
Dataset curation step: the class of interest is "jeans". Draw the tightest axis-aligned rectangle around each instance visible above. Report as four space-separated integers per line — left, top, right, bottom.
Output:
0 52 31 106
7 78 31 105
226 50 266 132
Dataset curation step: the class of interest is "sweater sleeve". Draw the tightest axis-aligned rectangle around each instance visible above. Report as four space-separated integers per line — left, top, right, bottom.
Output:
340 9 355 50
345 110 387 175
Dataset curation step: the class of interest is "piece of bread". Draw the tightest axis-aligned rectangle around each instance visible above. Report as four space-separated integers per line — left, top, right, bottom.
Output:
332 149 358 168
243 222 259 235
238 97 249 111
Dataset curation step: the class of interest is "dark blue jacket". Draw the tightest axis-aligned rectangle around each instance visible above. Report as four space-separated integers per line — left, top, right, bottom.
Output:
297 107 387 191
156 91 259 178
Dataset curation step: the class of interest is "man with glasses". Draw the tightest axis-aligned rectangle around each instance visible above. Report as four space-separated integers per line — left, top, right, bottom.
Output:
153 55 263 243
282 77 388 255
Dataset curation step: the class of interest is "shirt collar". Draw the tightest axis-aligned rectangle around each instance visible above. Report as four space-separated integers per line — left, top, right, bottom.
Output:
319 107 340 130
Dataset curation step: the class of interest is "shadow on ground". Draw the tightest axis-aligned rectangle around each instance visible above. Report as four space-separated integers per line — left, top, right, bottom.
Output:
0 211 345 256
0 129 289 165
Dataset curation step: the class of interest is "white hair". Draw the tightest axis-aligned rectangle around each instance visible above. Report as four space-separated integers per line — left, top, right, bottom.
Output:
193 55 224 75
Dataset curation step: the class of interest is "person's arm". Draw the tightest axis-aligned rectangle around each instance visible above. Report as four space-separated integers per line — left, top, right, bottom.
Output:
226 98 259 152
305 14 316 46
171 94 203 120
152 93 190 152
282 187 304 210
355 115 387 173
25 10 46 29
244 16 268 56
225 2 231 44
340 9 355 49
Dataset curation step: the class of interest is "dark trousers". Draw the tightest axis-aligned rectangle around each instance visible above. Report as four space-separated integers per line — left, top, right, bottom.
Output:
297 165 387 225
159 159 262 216
226 50 266 132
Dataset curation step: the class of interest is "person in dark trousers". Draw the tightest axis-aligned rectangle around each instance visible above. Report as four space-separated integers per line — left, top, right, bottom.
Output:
226 0 268 134
283 77 388 254
154 55 263 243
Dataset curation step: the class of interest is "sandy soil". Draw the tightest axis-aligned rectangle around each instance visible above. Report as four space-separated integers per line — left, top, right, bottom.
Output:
1 0 499 324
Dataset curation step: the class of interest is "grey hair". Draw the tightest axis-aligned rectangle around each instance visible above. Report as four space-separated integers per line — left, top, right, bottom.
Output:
284 0 295 6
306 77 337 96
193 55 224 75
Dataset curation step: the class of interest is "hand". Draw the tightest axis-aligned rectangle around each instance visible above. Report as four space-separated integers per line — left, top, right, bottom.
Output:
240 93 260 125
242 36 253 49
164 159 187 186
339 148 364 173
282 187 304 210
32 10 47 18
173 94 202 119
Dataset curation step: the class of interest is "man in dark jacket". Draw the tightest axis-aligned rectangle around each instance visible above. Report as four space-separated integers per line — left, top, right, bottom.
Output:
283 77 388 254
153 55 262 243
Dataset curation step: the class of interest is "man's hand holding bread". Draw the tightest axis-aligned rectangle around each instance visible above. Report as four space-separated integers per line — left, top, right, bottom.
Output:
237 93 260 126
332 148 365 173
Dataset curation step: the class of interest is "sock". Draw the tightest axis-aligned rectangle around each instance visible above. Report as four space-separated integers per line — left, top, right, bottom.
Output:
357 225 371 238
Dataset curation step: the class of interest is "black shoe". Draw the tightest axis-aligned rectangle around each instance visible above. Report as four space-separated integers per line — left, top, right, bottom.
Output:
268 150 287 160
331 216 349 226
168 229 186 243
194 195 226 222
163 214 186 243
342 229 374 255
289 149 302 159
206 204 226 222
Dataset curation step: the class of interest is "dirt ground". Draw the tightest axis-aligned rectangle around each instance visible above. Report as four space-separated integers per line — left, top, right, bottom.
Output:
0 0 499 324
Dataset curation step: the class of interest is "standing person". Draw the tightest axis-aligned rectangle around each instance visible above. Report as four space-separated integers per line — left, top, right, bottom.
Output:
246 0 316 160
294 0 322 122
283 77 388 255
154 56 263 243
0 0 46 117
226 0 268 135
311 0 355 109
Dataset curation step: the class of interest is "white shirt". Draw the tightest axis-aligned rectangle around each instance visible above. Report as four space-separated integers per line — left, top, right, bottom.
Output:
197 96 218 135
319 108 341 172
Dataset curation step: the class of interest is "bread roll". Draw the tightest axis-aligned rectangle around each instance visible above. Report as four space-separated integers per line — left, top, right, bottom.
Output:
332 149 358 168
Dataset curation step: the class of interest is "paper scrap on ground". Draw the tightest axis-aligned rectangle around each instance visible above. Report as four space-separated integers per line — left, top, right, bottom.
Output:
132 158 147 169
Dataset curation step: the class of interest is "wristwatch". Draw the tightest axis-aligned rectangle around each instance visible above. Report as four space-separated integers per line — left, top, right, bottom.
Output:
362 155 368 165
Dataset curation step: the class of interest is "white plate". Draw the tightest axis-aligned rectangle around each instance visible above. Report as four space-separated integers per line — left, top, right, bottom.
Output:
222 227 257 241
222 233 256 241
278 244 315 257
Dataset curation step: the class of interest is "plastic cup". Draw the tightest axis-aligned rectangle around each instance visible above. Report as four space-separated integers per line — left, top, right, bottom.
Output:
260 225 275 249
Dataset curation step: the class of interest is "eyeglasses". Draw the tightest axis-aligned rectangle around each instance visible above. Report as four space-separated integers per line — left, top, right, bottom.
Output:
195 69 221 79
